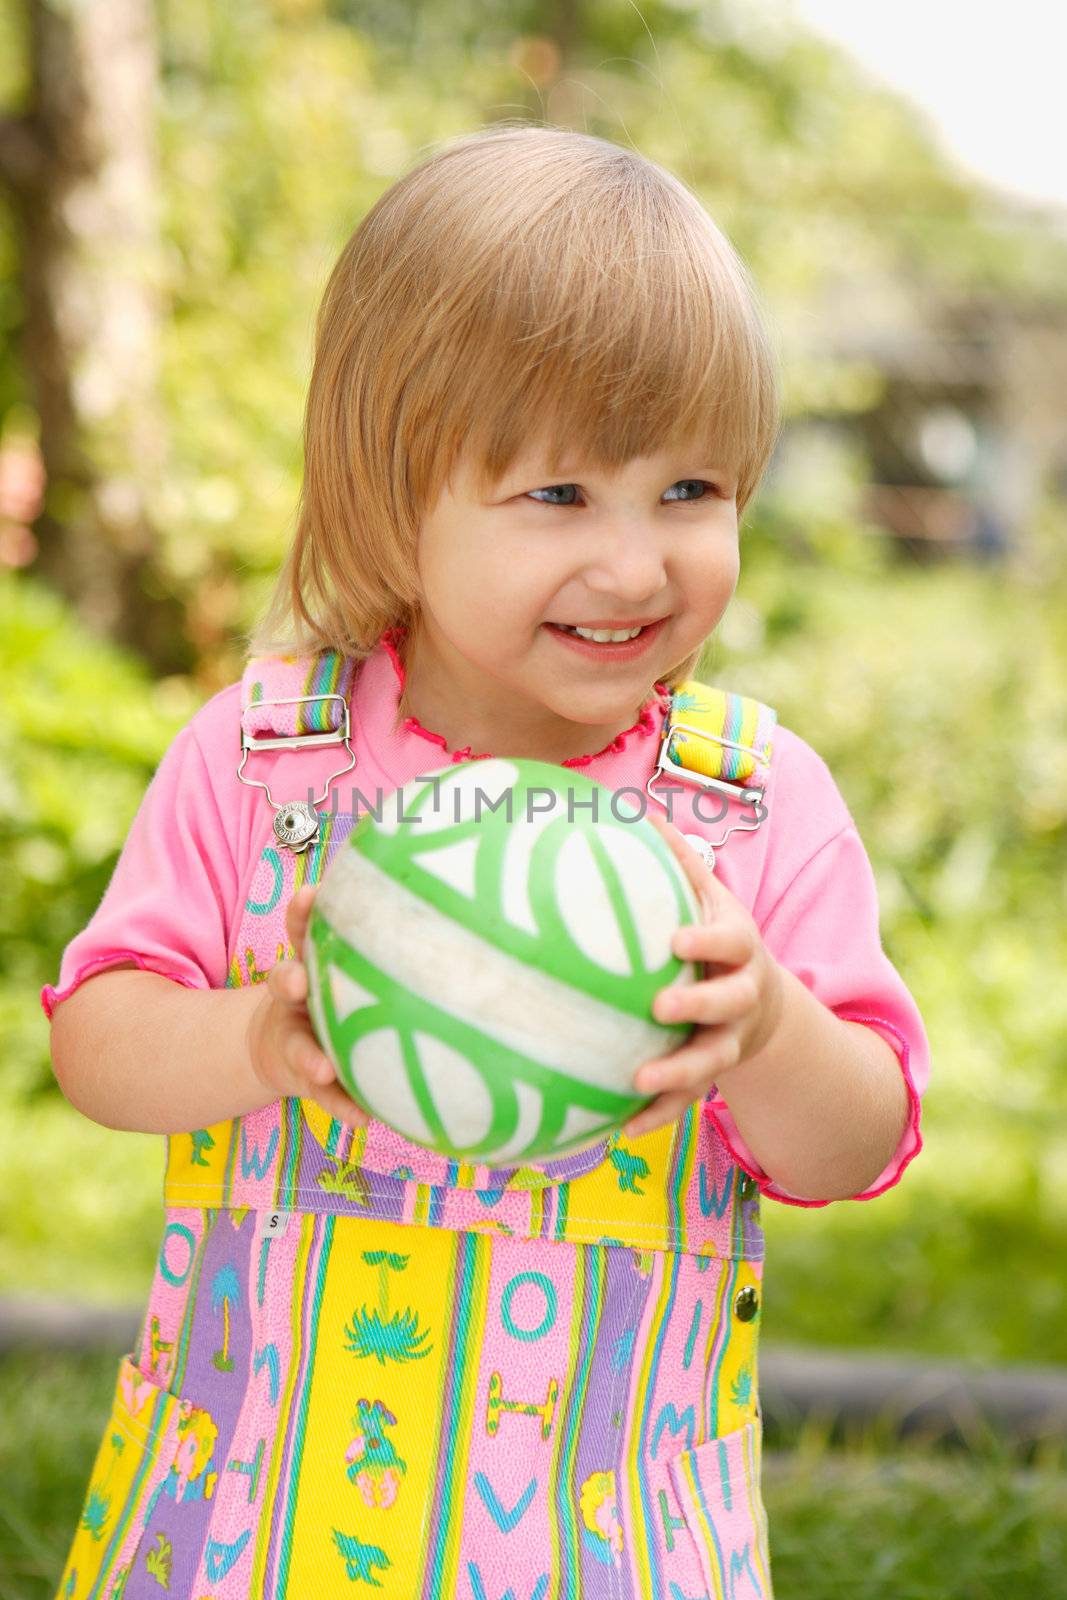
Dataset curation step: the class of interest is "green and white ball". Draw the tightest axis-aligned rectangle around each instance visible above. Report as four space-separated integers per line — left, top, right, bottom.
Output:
304 758 702 1164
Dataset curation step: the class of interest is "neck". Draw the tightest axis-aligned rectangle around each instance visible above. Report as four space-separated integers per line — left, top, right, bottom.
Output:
393 626 658 766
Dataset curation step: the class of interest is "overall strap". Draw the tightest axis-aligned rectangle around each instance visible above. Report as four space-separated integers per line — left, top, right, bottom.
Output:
236 648 357 853
647 679 777 867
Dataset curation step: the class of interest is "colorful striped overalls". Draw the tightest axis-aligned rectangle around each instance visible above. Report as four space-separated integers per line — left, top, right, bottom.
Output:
57 647 777 1600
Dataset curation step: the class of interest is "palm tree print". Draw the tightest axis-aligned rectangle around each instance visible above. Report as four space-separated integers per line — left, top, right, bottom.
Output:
609 1147 650 1195
332 1529 389 1585
189 1128 215 1167
144 1532 173 1589
211 1264 241 1372
316 1152 370 1206
80 1432 125 1540
731 1362 753 1409
343 1251 432 1366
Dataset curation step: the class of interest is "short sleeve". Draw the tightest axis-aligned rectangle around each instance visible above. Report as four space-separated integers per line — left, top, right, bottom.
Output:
41 721 238 1020
704 820 930 1209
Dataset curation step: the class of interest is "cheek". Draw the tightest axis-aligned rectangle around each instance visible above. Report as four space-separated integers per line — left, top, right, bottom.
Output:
449 550 552 627
419 512 563 638
690 539 739 602
417 537 482 620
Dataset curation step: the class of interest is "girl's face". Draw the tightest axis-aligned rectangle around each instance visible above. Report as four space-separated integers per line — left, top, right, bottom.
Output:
406 438 741 764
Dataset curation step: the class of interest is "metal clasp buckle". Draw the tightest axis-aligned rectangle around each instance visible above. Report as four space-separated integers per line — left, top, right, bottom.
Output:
236 693 356 851
646 719 770 857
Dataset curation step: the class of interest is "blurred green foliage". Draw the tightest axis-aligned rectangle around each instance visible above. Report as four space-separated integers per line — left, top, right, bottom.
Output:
2 0 1066 1374
0 572 198 1098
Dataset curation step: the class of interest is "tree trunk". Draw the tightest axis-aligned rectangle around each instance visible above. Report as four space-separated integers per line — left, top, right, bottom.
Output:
0 0 191 673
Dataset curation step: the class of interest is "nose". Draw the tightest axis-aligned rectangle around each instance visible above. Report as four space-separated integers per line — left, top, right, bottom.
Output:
580 518 668 607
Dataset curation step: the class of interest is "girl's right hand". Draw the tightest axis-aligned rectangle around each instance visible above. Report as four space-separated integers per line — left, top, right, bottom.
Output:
245 884 370 1128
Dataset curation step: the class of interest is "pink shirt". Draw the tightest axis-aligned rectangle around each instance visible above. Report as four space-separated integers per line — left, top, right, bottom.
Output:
42 634 929 1208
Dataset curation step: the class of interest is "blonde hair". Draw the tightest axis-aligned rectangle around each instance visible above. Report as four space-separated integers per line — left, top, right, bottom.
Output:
246 123 781 717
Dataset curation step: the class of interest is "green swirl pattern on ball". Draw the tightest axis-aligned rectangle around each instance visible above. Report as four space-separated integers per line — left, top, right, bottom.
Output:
305 758 701 1163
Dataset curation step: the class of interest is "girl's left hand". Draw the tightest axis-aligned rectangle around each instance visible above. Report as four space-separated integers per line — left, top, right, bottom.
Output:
622 808 786 1140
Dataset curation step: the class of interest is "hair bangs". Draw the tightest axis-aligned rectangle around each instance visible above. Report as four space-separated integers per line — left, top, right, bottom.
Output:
458 283 772 508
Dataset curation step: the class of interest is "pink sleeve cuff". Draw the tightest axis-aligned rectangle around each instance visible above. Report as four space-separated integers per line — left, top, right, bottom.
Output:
41 951 207 1022
702 1012 924 1209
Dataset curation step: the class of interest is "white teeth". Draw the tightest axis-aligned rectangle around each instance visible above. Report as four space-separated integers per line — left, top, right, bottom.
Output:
564 624 645 642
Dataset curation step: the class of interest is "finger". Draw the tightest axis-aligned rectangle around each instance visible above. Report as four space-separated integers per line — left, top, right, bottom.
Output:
623 1087 695 1140
285 1023 335 1087
268 958 307 1009
286 883 315 930
286 890 315 959
286 884 317 953
634 1030 740 1096
643 805 683 845
644 807 721 920
311 1077 371 1129
672 919 754 970
654 969 758 1027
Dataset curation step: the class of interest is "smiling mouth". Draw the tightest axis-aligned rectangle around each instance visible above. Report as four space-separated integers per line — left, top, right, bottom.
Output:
550 620 664 641
543 617 668 654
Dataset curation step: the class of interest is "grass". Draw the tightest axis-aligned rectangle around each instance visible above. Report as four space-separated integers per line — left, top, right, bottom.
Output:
2 1347 1065 1600
763 1426 1067 1598
0 1351 121 1600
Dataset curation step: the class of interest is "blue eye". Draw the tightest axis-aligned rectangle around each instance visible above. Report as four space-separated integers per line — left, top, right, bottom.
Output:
527 484 581 506
526 480 719 506
664 480 716 502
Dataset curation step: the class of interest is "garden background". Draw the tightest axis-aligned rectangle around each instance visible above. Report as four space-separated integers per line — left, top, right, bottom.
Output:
2 1 1066 1595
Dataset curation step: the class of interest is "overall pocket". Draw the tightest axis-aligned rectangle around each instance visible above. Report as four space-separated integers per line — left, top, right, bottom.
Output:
666 1416 774 1600
55 1353 221 1600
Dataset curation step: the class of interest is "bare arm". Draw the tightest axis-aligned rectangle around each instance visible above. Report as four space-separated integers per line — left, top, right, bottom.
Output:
48 888 369 1135
49 968 275 1133
707 965 913 1201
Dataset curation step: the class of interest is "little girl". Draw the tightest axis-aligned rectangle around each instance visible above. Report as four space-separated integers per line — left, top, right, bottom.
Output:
44 125 929 1600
